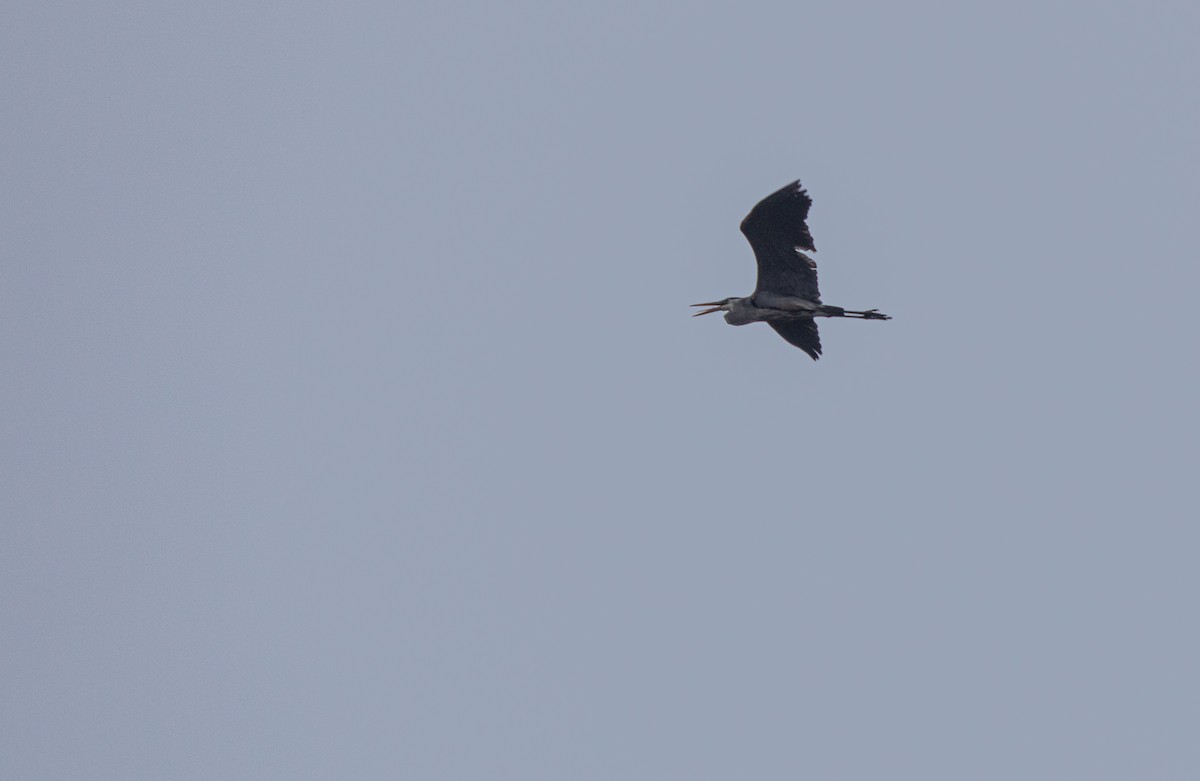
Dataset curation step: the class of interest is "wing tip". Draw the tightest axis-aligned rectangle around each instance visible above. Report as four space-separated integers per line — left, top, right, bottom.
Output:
768 320 823 360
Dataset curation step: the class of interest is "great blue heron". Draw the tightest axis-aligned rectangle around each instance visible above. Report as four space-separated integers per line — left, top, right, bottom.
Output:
692 180 890 360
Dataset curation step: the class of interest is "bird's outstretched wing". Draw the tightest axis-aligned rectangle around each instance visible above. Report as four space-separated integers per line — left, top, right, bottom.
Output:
768 319 822 360
740 181 821 302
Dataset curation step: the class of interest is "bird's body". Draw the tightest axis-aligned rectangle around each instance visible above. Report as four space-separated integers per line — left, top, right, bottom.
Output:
692 180 890 360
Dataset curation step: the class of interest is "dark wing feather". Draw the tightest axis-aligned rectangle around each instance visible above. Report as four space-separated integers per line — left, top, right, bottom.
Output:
740 181 822 302
768 319 822 360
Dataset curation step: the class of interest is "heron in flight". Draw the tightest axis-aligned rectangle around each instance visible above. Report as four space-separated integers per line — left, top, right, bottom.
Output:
692 180 890 360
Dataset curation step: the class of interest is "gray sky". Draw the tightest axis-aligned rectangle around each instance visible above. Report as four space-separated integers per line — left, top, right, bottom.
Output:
3 1 1199 778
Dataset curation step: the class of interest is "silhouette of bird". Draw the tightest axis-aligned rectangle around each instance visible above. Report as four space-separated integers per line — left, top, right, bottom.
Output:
692 180 890 360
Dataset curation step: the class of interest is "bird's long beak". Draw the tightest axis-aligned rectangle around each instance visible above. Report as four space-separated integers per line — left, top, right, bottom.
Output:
690 301 725 317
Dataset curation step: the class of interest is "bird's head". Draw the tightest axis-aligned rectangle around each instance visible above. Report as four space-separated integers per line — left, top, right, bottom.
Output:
690 297 738 317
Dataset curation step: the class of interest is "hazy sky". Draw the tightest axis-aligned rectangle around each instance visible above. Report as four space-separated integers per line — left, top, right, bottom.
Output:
4 1 1199 778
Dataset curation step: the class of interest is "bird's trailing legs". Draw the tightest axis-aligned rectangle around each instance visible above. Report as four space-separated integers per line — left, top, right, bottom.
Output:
822 306 891 320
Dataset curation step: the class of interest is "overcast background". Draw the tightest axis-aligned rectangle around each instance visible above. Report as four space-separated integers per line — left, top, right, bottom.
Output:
3 1 1199 778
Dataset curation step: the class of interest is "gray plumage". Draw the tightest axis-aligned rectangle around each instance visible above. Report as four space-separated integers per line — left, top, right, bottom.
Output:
692 180 890 360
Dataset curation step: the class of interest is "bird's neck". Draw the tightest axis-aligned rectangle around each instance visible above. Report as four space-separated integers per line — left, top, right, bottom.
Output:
724 297 757 326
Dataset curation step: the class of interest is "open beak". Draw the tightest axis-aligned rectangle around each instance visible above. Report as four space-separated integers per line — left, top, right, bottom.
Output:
690 301 725 317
